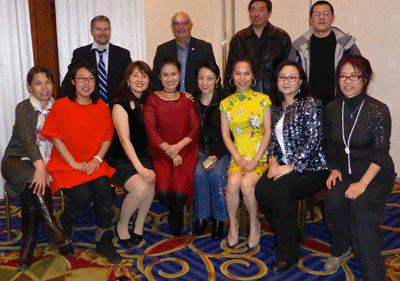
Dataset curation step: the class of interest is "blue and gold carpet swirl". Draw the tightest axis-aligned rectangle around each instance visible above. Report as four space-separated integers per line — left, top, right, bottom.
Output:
1 183 400 280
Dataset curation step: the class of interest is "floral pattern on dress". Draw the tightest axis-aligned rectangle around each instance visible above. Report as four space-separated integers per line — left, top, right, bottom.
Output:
220 89 271 176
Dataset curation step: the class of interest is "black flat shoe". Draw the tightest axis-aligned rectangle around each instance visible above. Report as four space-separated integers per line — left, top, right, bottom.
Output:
211 219 224 240
192 219 208 236
271 259 298 274
59 242 74 257
131 233 143 246
116 229 132 248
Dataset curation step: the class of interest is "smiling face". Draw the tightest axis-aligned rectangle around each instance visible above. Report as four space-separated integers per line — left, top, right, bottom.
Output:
128 67 150 99
249 1 271 29
171 12 193 42
339 63 365 98
90 20 111 47
72 67 96 102
197 67 218 96
159 63 180 92
232 61 254 93
27 72 53 107
309 4 335 37
277 65 302 99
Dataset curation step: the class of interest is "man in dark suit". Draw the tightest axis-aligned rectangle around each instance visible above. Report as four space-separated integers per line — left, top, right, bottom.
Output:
152 11 216 93
59 15 132 104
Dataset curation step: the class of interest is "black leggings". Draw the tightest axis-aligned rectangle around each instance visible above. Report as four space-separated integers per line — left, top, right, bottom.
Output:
157 190 187 229
60 176 113 229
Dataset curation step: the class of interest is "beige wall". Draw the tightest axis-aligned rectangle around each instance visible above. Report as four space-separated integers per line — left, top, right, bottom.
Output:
144 0 400 173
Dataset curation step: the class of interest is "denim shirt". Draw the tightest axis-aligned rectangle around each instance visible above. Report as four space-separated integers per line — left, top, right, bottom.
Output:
268 97 328 173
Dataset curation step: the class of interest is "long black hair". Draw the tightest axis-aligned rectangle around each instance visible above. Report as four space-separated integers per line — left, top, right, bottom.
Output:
192 61 227 106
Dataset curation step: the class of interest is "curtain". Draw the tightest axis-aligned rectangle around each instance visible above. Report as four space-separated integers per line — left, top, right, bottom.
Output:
0 0 34 199
55 0 146 82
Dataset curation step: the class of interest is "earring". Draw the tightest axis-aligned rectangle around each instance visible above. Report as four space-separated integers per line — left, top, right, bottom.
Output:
229 78 235 86
127 82 130 89
251 78 256 87
298 87 301 93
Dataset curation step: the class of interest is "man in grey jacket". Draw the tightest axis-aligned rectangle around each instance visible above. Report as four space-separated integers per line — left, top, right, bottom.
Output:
291 1 360 107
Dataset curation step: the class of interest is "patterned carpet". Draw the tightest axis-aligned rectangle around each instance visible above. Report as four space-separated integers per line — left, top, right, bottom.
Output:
1 183 400 281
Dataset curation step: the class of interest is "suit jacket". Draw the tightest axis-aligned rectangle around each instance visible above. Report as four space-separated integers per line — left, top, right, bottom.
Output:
59 43 132 103
152 37 216 93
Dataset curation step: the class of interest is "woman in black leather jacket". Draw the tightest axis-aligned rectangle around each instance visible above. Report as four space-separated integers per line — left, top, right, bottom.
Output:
192 61 230 239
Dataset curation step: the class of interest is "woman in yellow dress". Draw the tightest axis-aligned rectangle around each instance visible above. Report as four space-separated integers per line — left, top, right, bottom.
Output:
220 56 271 248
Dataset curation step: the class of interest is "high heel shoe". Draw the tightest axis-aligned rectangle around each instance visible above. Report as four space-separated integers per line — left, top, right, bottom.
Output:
227 220 239 247
116 227 132 248
130 232 143 246
248 221 261 248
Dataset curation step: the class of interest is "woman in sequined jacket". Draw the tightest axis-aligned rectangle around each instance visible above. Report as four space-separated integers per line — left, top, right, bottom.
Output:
255 61 329 273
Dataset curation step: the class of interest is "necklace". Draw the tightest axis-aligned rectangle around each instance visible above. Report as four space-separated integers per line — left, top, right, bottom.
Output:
344 102 362 119
163 89 177 93
341 99 365 174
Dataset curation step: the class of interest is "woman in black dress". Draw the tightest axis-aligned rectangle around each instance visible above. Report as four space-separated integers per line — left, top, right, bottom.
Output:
323 55 395 281
105 61 155 247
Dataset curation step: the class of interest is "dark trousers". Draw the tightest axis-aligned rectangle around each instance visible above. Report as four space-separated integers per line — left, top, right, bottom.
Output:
324 172 395 281
60 176 114 230
255 170 329 262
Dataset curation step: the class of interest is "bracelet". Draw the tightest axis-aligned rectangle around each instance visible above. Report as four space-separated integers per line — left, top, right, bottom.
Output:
93 156 102 163
253 156 260 163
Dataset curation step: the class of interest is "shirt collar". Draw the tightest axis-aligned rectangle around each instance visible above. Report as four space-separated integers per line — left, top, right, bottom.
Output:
91 41 110 53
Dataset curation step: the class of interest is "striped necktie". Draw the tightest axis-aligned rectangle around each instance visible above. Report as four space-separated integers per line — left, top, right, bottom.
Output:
96 49 108 103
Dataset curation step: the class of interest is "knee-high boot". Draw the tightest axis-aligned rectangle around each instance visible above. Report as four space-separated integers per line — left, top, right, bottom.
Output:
18 195 39 269
169 191 187 237
95 228 122 263
33 186 74 256
34 186 71 246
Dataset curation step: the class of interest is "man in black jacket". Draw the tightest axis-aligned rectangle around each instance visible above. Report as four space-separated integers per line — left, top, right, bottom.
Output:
152 11 216 93
59 15 132 104
224 0 291 95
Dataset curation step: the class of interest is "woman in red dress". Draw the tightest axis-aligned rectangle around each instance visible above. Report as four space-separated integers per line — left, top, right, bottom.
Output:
143 57 200 237
41 63 121 263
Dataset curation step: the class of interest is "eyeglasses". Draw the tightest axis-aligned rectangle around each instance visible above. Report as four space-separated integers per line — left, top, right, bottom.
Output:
313 11 331 17
76 76 96 83
172 21 191 27
277 75 300 82
338 75 363 82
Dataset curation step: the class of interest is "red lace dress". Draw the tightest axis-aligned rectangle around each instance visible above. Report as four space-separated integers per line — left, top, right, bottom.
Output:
143 93 200 204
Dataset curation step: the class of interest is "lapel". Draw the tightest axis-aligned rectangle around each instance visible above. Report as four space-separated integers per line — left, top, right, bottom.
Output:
89 44 97 66
107 43 114 77
186 38 196 71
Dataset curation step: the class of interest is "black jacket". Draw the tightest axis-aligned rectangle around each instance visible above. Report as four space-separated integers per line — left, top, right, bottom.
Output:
59 43 132 103
224 23 291 96
195 90 228 160
152 37 216 93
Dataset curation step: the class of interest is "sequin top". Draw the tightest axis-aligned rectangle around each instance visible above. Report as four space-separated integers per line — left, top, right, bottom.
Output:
325 93 394 176
269 97 328 172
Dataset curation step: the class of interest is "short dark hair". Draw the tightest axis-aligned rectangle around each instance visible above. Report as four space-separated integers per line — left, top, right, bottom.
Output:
248 0 272 12
157 57 181 76
232 55 255 75
27 67 54 86
271 60 312 107
310 1 334 17
111 61 153 108
336 55 373 94
67 62 99 104
90 15 111 30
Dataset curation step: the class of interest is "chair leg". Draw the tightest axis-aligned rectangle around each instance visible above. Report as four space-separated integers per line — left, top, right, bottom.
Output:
296 198 307 244
5 190 11 241
60 190 65 213
183 202 193 231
